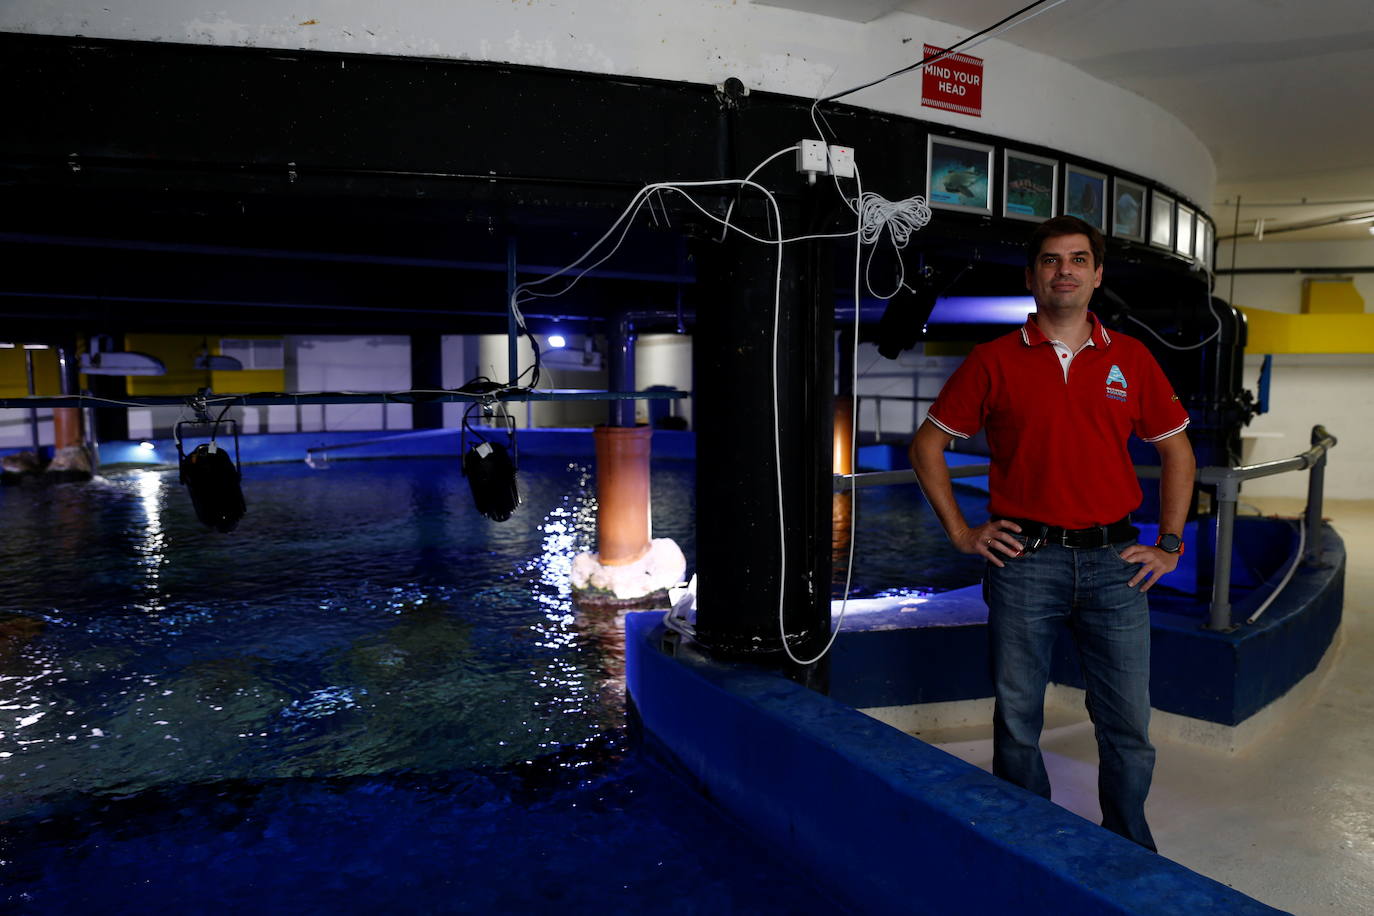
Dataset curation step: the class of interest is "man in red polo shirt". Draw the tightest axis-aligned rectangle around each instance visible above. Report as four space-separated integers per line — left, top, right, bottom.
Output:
909 215 1195 851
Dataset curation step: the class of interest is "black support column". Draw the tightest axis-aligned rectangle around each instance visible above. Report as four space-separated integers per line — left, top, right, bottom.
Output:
605 312 636 427
691 195 833 665
409 332 444 430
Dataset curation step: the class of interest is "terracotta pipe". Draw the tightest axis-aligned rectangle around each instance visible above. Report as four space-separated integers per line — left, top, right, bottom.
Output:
833 398 854 476
593 424 652 566
53 408 84 450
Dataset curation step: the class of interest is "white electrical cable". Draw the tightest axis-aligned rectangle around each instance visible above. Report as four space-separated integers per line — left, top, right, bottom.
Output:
1125 284 1225 351
1246 516 1306 625
717 146 803 242
808 0 1077 149
779 163 866 667
856 191 934 299
511 174 808 318
497 146 926 666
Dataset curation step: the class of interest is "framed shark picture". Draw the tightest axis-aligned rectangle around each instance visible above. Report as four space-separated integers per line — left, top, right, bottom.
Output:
927 135 993 215
1064 164 1107 232
1003 150 1057 222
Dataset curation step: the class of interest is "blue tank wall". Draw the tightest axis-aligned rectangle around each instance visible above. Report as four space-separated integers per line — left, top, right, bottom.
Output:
626 612 1282 916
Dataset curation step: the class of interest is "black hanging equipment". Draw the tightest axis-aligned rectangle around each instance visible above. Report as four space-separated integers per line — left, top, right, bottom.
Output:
460 398 521 522
175 397 247 533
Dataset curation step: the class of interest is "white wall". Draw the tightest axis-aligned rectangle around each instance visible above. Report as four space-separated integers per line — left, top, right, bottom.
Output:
475 332 609 428
1239 354 1373 501
289 335 412 431
1224 237 1374 500
635 333 693 428
440 334 482 430
1 0 1214 206
0 410 52 450
846 343 960 441
1226 238 1374 314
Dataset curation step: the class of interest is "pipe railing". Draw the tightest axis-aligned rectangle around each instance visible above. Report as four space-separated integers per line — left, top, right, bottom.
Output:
833 425 1339 632
851 393 933 443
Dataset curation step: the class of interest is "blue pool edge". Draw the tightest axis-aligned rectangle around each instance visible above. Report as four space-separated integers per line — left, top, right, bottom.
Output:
624 612 1284 916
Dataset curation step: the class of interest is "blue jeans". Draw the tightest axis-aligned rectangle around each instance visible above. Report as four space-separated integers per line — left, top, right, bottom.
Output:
984 538 1157 851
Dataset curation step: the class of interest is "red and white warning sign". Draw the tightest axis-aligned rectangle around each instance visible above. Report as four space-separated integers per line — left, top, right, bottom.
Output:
921 44 984 118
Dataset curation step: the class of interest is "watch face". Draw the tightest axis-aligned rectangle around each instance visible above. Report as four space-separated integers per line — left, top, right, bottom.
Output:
1157 534 1183 553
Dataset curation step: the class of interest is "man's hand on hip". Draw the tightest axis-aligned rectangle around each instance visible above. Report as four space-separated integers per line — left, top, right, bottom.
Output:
952 520 1024 568
1118 544 1179 591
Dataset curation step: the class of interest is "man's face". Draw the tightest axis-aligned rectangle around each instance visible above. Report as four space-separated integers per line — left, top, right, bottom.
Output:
1024 233 1102 312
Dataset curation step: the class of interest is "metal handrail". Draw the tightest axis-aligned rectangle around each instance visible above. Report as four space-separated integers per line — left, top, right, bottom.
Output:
833 425 1339 632
1196 424 1337 630
852 393 934 442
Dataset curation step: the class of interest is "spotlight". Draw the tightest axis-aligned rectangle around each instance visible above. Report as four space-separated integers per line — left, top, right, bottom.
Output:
461 403 520 522
138 441 157 452
175 419 246 533
875 281 938 359
547 334 567 349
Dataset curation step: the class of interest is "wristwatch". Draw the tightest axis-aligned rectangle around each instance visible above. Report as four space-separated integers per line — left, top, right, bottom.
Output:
1155 533 1185 555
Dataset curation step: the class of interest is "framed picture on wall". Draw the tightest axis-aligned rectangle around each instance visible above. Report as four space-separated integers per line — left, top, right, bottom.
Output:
1063 165 1107 231
1111 178 1147 242
926 135 994 215
1150 190 1174 249
1194 214 1212 266
1175 204 1196 259
1002 150 1057 222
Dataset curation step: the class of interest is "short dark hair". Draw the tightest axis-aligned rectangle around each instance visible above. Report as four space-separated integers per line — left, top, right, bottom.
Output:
1027 215 1106 268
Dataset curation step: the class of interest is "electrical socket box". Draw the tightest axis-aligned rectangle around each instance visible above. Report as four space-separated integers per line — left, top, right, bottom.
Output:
796 139 827 174
828 145 855 179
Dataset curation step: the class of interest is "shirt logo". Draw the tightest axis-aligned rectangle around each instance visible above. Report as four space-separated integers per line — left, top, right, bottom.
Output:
1105 364 1128 401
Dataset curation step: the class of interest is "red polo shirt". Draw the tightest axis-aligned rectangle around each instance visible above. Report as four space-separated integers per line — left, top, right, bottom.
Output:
926 312 1189 529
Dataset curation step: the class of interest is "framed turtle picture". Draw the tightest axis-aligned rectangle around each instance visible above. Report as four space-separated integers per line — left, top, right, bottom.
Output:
1003 150 1057 222
1064 164 1108 232
927 135 994 215
1112 178 1147 242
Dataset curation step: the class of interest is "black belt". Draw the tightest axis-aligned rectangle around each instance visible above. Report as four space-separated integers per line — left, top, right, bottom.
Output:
998 516 1137 550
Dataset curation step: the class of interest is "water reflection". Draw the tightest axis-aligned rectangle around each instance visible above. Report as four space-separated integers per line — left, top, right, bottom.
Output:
134 470 168 611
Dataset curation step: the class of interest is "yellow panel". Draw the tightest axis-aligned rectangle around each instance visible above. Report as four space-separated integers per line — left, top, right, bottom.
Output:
1240 307 1374 354
1301 278 1365 314
125 333 212 395
79 334 286 398
209 335 285 395
0 348 61 397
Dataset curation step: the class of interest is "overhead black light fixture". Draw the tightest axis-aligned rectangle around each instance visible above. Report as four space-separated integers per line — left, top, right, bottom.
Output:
175 405 246 533
875 280 939 360
460 400 520 522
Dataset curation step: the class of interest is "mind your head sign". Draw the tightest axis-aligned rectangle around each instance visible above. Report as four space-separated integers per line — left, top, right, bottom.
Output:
922 45 984 118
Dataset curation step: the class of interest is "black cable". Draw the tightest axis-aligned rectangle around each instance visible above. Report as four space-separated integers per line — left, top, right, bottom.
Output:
817 0 1058 106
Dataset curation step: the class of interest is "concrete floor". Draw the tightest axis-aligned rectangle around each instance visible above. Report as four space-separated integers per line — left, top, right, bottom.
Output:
922 498 1374 916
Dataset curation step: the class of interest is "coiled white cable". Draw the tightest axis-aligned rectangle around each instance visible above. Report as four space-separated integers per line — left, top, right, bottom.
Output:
855 191 933 299
857 192 932 248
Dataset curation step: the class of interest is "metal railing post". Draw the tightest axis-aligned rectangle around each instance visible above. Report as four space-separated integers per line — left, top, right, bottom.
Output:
874 395 883 442
1208 477 1240 631
24 347 41 453
1304 452 1326 566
